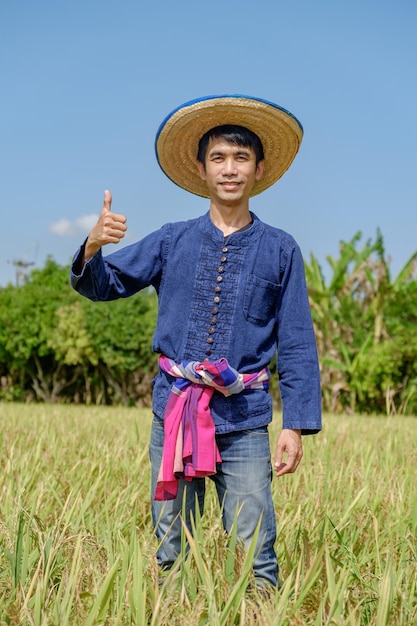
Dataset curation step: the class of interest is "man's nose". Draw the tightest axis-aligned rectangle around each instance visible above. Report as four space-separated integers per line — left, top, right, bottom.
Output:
222 158 237 176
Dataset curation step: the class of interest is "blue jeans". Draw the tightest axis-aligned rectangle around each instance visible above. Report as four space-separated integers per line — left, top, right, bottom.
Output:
149 415 279 588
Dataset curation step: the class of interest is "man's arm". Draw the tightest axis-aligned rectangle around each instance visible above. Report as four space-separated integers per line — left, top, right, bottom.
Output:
276 243 322 435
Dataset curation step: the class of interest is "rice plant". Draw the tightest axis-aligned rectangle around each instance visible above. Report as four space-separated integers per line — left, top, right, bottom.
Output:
0 403 416 625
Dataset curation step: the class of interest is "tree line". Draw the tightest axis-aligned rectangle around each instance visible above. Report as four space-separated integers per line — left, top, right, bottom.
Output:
1 231 417 415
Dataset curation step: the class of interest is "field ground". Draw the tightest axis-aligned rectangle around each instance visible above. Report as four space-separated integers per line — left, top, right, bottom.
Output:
0 404 416 625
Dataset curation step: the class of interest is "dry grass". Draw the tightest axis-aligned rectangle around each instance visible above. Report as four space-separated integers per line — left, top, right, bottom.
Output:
0 404 416 625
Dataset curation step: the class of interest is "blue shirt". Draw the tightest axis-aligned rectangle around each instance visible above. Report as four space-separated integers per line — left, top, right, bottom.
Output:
71 211 322 435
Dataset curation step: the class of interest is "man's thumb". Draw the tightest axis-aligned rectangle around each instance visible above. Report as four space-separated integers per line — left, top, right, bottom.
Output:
102 189 112 213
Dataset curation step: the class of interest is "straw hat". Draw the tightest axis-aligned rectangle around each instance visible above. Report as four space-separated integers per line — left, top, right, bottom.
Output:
155 94 303 198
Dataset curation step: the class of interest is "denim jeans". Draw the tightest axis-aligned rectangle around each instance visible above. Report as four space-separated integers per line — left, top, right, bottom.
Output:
149 415 279 588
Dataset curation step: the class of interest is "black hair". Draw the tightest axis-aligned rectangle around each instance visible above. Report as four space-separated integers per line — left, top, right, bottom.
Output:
197 124 265 166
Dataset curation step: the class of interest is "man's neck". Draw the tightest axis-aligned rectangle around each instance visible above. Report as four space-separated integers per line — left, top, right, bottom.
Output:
209 201 252 237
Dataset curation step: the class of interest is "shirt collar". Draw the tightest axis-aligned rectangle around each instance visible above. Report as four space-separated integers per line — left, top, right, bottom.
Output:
198 211 264 245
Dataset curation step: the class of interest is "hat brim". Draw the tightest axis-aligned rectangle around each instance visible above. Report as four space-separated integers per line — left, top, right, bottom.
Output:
155 94 303 198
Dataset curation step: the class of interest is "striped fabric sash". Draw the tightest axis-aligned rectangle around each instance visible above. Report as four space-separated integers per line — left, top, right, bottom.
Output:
154 356 270 501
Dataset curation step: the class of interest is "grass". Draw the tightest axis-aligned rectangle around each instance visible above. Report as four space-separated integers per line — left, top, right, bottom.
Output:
0 403 416 625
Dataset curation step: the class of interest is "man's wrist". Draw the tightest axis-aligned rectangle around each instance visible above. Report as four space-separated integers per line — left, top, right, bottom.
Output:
83 240 101 264
283 428 301 435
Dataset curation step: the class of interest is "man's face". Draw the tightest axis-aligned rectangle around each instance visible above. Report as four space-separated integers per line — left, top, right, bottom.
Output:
197 137 264 206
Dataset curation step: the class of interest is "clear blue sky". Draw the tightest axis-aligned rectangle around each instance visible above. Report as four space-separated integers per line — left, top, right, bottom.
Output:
1 0 416 286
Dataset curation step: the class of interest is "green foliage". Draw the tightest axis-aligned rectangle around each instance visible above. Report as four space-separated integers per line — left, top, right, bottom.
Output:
305 230 417 414
0 259 158 405
1 230 417 414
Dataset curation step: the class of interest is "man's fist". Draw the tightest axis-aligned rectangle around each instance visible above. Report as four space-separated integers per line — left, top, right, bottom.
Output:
84 190 127 262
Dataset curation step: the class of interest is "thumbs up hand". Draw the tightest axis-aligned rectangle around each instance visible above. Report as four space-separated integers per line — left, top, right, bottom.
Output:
84 190 127 261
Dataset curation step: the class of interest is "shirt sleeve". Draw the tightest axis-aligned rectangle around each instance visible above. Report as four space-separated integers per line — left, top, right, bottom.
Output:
70 225 168 301
276 242 322 435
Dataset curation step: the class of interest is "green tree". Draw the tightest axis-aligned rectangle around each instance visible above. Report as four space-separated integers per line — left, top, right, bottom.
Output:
305 231 417 414
0 259 76 401
80 290 159 405
0 259 159 405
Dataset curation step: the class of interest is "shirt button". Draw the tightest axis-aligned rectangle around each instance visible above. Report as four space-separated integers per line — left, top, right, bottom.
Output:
207 337 213 344
214 286 221 293
220 256 227 263
212 307 218 314
222 247 228 253
213 296 220 303
216 276 223 283
211 317 217 324
205 350 212 356
218 266 224 273
208 327 215 334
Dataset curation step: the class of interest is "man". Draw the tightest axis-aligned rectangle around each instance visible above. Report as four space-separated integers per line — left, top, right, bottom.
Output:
71 95 322 590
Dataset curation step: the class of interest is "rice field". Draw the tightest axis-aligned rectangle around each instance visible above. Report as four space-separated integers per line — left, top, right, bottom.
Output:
0 403 416 625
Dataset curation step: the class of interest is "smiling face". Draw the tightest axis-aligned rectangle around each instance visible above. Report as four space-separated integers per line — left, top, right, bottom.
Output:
197 137 265 207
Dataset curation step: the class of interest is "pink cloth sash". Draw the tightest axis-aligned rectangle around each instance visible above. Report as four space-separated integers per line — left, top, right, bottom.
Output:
154 356 270 501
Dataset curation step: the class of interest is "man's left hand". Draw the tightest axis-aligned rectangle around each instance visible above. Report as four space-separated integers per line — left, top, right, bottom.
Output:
274 429 303 477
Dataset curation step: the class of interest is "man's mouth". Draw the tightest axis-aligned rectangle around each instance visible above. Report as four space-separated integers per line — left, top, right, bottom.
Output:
220 181 241 190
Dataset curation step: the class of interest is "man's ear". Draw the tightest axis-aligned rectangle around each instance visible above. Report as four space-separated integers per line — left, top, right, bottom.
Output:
255 160 265 181
197 161 206 180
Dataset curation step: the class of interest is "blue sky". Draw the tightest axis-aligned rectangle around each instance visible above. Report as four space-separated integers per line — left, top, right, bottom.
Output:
1 0 416 286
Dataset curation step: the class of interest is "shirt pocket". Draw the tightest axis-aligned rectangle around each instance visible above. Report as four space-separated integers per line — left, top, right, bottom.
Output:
243 274 281 325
